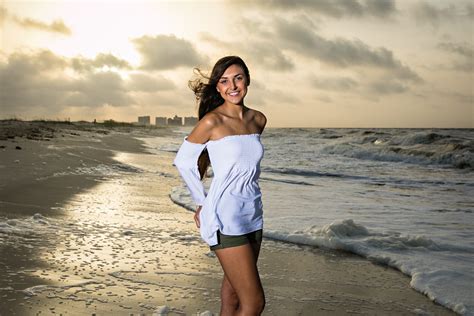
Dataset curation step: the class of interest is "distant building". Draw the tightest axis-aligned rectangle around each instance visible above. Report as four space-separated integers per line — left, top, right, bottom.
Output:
155 116 167 126
168 115 182 126
138 116 150 125
184 116 198 126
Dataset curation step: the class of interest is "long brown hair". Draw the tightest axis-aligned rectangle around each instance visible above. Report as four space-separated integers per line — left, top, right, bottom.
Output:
188 56 251 180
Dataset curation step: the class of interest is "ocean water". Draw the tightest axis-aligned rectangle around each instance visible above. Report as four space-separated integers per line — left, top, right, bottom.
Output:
145 127 474 316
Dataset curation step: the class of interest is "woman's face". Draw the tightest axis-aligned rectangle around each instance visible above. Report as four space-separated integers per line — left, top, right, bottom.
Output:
216 64 248 106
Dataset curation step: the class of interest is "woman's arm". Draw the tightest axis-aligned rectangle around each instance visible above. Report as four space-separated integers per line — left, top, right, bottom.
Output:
173 115 216 206
186 113 216 144
255 110 267 134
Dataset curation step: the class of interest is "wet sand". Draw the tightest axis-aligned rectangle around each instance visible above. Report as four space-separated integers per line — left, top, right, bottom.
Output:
0 121 454 315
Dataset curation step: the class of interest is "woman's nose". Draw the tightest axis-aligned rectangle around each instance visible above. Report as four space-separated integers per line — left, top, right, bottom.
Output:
231 79 236 89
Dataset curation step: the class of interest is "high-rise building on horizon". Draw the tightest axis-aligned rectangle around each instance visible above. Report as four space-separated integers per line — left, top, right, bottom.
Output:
138 116 150 125
155 117 167 126
184 116 198 126
168 115 182 126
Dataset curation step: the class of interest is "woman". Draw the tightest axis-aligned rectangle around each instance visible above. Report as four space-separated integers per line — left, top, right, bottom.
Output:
173 56 267 315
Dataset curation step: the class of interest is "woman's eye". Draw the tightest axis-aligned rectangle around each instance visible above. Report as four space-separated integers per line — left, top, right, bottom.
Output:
219 80 227 84
236 76 243 81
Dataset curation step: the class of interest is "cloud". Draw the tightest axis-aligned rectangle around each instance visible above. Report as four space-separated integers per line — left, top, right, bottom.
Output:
0 50 135 117
0 6 71 35
127 73 176 92
199 32 294 72
437 41 473 72
311 72 410 96
468 3 474 18
0 49 184 120
0 51 71 113
201 15 421 98
132 34 208 70
71 53 132 73
411 1 472 27
438 41 473 59
312 75 358 91
246 79 300 106
273 17 421 82
368 78 408 94
65 72 133 107
0 7 6 23
229 0 397 18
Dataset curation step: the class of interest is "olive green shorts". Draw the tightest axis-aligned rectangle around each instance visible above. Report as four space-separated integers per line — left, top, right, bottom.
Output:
210 229 263 251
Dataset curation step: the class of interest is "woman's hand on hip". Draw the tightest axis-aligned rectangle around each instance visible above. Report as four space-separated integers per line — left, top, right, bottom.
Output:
194 205 202 228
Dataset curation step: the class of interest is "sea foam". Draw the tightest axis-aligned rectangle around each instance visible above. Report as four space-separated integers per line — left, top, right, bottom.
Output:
171 183 474 315
164 128 474 315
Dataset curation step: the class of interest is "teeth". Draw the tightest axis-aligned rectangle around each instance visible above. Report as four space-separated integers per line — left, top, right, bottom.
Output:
229 92 239 96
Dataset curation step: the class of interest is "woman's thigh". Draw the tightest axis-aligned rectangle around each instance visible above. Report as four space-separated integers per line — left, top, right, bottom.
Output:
215 243 264 302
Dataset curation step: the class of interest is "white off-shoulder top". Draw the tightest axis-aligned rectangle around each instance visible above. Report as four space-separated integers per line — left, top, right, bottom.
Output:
173 133 264 246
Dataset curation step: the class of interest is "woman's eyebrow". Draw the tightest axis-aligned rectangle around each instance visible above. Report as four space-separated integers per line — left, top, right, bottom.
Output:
220 74 243 79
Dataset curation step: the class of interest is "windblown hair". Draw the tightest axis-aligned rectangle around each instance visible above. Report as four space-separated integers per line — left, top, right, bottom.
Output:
188 56 250 180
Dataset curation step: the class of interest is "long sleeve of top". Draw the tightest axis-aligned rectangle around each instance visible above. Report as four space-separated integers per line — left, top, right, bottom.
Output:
173 136 207 206
173 133 264 247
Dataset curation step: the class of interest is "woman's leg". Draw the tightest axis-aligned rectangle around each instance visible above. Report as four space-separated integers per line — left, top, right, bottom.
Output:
220 273 239 314
215 241 265 316
220 241 262 315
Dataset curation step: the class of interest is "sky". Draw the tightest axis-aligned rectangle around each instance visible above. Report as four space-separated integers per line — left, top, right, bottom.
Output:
0 0 472 128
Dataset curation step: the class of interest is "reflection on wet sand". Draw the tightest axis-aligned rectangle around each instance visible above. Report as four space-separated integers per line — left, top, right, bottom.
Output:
1 151 221 315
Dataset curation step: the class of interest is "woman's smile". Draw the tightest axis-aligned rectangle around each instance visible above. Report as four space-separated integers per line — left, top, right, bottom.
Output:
217 64 248 105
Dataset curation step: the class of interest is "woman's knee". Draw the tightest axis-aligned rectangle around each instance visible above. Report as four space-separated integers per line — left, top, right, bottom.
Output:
241 290 265 315
221 278 239 306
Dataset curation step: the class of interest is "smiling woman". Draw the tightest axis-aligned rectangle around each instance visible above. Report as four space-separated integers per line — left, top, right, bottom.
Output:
216 65 249 106
174 56 267 315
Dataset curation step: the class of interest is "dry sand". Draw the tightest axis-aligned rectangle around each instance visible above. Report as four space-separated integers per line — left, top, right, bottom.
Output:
0 120 454 315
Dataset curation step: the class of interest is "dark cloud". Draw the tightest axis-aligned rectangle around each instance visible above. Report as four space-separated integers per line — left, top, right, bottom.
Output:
230 0 397 18
0 51 71 113
94 53 131 69
467 3 474 18
17 18 71 35
127 73 176 92
0 49 183 119
412 1 472 27
65 72 132 107
437 41 473 72
245 79 299 106
311 74 409 95
16 49 68 71
368 79 408 94
364 0 397 17
199 32 294 72
71 53 131 73
315 94 332 103
132 35 207 70
312 76 358 91
0 6 71 35
273 17 421 82
412 2 455 26
438 41 473 59
0 50 136 117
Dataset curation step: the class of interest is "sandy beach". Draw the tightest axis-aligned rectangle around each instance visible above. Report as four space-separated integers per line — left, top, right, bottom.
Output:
0 120 455 315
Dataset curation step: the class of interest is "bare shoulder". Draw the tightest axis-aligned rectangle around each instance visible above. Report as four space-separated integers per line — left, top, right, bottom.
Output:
186 112 220 144
248 108 267 133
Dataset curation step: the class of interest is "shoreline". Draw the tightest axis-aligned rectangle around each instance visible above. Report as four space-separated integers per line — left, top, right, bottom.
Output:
0 120 175 216
0 121 456 315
